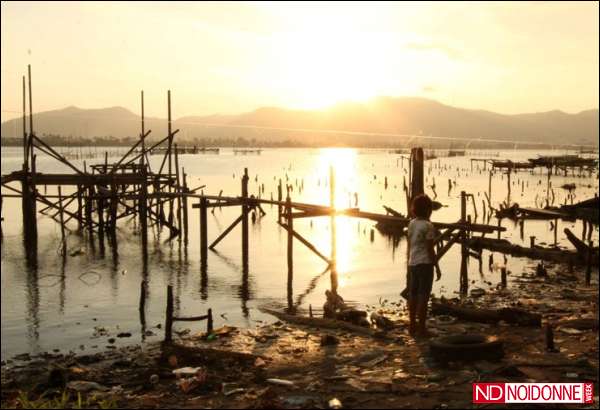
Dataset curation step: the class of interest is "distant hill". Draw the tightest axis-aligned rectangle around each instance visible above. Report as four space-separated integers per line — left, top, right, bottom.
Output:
1 97 598 147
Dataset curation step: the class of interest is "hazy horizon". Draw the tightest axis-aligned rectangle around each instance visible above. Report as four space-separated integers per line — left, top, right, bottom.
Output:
1 2 598 123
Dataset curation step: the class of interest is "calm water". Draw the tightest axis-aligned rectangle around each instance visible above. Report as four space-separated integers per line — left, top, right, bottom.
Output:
1 147 598 359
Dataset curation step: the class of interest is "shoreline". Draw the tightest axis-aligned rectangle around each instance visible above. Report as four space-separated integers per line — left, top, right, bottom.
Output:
2 262 597 409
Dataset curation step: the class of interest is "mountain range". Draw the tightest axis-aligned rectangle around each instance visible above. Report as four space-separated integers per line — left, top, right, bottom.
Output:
1 97 598 147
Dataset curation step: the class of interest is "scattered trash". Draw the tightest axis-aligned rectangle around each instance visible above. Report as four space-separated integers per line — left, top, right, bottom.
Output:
266 378 295 386
173 367 204 377
559 327 584 335
222 383 245 396
361 355 387 367
328 398 342 409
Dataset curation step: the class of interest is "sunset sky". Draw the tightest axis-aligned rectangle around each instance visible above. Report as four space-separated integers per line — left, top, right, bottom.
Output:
1 1 598 122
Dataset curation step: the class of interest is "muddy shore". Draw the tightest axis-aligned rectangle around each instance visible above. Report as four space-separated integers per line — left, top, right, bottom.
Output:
1 263 598 409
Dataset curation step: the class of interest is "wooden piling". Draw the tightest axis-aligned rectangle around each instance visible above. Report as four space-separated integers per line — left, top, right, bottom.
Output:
182 171 189 245
200 196 208 266
277 179 283 223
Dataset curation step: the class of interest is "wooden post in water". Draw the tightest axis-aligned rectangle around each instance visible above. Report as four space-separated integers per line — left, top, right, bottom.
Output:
241 168 249 267
460 190 469 295
167 90 174 226
97 187 105 255
182 171 189 245
199 196 208 267
488 170 492 207
174 145 182 242
277 179 283 223
139 92 148 251
76 185 83 233
22 75 27 166
409 148 424 209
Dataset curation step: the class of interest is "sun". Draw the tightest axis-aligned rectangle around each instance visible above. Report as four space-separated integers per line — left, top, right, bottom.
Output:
275 15 393 109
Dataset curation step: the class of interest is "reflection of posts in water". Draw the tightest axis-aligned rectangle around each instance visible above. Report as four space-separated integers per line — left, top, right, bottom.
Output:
200 263 208 301
241 168 249 270
329 166 338 294
139 280 147 341
25 259 40 350
59 249 67 315
460 191 469 296
240 258 250 318
199 196 208 268
286 196 294 311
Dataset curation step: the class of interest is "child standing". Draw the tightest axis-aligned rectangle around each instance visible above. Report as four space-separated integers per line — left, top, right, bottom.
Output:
407 194 439 337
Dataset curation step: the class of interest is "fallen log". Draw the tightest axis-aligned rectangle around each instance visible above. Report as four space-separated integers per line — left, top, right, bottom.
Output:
431 300 541 327
260 308 383 338
518 207 571 220
564 228 599 256
161 343 261 366
558 318 599 331
464 237 597 266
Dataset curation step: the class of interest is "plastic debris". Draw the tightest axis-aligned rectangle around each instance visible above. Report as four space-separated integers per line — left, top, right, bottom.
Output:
266 378 295 386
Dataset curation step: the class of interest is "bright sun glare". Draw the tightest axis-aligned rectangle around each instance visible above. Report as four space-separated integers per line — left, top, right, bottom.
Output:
276 11 402 109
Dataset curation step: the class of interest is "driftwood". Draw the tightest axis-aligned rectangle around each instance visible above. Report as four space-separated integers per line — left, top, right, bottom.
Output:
518 207 571 220
260 308 382 338
431 300 541 327
464 237 598 265
161 343 261 366
564 228 599 256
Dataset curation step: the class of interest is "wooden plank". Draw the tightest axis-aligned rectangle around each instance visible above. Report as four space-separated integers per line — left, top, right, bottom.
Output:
279 221 332 265
518 207 568 219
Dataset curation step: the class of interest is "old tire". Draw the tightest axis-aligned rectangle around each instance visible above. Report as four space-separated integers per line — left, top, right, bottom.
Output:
429 334 504 362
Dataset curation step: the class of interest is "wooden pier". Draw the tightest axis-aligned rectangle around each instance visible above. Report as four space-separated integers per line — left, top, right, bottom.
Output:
3 65 596 330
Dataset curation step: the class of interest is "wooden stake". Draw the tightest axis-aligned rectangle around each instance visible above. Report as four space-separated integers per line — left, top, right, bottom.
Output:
200 196 208 266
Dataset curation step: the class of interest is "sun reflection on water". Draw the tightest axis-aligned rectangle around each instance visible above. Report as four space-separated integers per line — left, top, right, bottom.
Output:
312 148 362 292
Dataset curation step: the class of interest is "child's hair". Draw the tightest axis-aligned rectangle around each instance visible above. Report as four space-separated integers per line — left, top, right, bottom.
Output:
411 194 433 218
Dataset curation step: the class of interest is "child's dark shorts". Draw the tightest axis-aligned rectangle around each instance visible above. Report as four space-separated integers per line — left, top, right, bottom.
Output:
408 264 434 298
